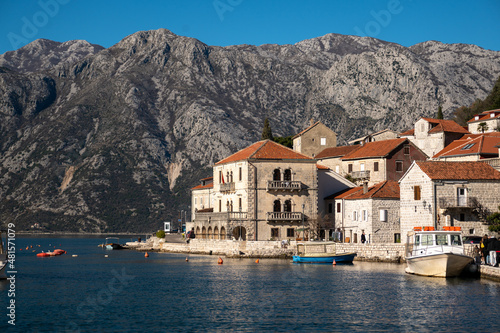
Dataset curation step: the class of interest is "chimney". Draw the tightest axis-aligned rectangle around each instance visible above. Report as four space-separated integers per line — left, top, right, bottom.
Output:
310 118 315 126
363 182 368 194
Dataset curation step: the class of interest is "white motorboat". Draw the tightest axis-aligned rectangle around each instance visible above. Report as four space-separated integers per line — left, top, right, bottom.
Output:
405 228 473 278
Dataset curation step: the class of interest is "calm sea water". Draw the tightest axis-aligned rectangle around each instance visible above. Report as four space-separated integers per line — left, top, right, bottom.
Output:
1 235 500 332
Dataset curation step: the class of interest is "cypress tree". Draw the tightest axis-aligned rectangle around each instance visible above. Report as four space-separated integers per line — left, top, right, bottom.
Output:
261 118 274 140
436 105 443 119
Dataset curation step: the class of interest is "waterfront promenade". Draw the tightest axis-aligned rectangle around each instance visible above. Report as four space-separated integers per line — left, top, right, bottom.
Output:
129 235 500 281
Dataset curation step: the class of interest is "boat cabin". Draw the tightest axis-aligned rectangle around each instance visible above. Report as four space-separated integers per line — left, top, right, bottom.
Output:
406 229 465 258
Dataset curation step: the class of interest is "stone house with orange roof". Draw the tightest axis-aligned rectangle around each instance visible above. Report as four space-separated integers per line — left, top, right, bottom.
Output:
467 109 500 134
339 138 428 186
399 117 469 158
189 140 352 241
292 121 337 158
191 177 214 218
432 132 500 163
315 145 361 175
325 180 401 244
399 161 500 243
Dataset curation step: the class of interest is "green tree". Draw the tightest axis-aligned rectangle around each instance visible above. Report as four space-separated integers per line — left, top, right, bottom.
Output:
453 75 500 126
261 118 274 140
273 136 293 148
487 206 500 232
477 122 489 133
436 105 443 119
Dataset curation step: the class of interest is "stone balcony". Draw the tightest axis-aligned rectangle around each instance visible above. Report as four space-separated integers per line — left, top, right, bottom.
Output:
219 182 235 192
195 211 248 222
351 170 370 179
267 211 304 222
438 196 477 209
266 180 302 191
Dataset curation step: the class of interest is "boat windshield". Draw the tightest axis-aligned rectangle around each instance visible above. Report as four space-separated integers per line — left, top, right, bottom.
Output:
421 234 433 246
451 234 462 245
436 234 448 245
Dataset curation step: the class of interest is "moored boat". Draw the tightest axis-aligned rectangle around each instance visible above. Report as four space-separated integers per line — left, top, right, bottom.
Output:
405 227 473 278
102 237 125 250
292 242 357 264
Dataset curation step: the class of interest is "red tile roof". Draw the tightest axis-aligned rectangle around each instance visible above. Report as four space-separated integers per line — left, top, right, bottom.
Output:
191 183 214 190
317 163 330 170
416 161 500 180
341 138 407 160
315 145 361 159
330 180 400 200
467 109 500 123
421 118 470 134
215 140 313 165
399 129 414 136
433 134 500 158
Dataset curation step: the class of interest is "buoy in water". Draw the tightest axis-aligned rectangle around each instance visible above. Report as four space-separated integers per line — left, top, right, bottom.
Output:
145 252 149 258
185 257 189 262
72 255 78 257
104 255 109 258
332 260 337 266
218 257 223 265
255 259 259 263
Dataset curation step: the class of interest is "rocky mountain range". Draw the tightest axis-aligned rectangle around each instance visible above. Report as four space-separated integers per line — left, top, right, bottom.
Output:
1 29 499 232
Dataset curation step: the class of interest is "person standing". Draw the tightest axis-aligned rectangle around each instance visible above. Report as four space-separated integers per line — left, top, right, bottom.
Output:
481 235 489 265
361 231 366 244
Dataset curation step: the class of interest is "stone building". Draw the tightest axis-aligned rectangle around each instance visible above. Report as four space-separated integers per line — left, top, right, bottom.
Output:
339 138 428 186
348 129 399 145
399 118 469 158
467 109 500 134
293 121 337 158
189 140 325 241
399 161 500 243
315 145 361 175
191 177 214 217
432 132 500 161
326 181 401 244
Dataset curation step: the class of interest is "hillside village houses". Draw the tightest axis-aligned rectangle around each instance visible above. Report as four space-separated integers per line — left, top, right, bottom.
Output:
189 109 500 244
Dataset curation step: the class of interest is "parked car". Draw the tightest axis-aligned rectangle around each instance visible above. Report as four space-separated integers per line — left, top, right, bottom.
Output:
463 236 482 244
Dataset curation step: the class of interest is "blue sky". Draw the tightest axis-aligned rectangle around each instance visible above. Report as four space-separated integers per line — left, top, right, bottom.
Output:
1 0 499 55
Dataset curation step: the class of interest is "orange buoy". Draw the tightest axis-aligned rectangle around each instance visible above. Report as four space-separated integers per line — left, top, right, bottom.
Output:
255 259 259 263
145 252 149 258
332 260 337 266
26 246 29 250
218 257 223 265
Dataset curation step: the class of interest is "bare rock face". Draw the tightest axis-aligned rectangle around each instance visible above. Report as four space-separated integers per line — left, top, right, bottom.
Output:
0 29 499 232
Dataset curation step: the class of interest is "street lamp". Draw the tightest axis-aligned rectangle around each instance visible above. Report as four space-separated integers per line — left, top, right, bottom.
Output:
302 203 305 241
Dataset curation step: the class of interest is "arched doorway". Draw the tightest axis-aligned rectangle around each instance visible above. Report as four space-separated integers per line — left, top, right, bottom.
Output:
213 226 219 240
232 226 247 240
284 200 292 212
201 226 207 239
220 226 226 240
284 169 292 181
207 227 213 240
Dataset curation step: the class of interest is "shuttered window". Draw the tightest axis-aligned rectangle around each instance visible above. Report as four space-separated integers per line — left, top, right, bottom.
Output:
414 186 421 200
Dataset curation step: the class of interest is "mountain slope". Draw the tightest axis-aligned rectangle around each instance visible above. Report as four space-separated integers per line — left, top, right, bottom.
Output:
1 29 499 232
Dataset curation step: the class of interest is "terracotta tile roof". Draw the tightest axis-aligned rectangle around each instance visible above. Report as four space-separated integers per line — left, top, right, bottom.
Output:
200 177 213 181
317 163 330 170
416 161 500 180
315 145 361 159
399 129 414 136
467 109 500 123
329 180 400 200
292 121 322 139
421 118 470 134
341 138 407 160
327 186 361 200
191 183 214 190
215 140 313 165
433 134 500 158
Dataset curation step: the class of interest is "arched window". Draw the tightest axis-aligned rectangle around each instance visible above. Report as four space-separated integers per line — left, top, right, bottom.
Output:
273 169 281 181
273 200 281 212
213 226 219 240
207 227 213 240
284 169 292 181
284 200 292 212
220 226 226 240
230 171 233 183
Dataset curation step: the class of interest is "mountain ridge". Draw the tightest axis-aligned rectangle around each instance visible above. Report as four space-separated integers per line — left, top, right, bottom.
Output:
0 29 499 232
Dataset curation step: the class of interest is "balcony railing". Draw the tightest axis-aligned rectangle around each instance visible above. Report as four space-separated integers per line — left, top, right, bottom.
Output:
194 211 248 222
267 212 303 221
351 170 370 179
219 182 235 192
267 180 302 191
438 196 477 209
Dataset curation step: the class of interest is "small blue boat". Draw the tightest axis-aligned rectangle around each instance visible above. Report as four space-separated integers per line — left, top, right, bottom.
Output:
292 242 357 264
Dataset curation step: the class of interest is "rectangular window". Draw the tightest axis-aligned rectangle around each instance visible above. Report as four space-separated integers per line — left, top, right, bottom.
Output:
404 145 410 155
459 213 465 221
286 228 295 237
320 137 326 145
239 198 242 211
336 202 341 213
414 186 421 200
219 200 222 212
219 170 222 184
380 209 388 222
360 163 365 171
348 164 353 173
335 165 340 174
328 203 333 214
271 228 279 238
353 211 358 221
362 210 367 221
239 167 242 181
374 162 379 172
396 160 403 172
394 233 401 243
